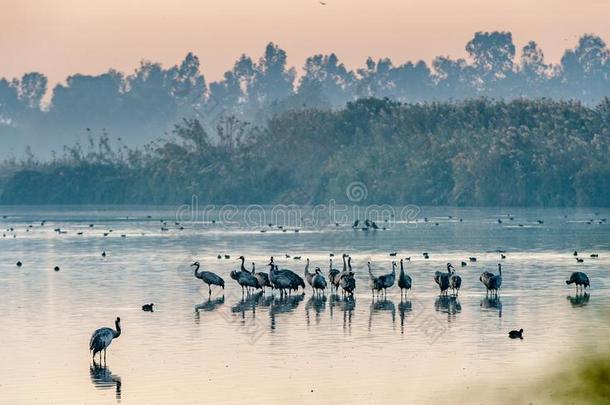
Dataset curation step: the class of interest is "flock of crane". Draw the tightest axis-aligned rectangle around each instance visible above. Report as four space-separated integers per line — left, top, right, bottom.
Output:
89 251 592 362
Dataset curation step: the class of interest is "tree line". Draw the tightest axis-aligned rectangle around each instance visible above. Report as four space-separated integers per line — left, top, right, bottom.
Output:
1 97 609 207
0 31 609 156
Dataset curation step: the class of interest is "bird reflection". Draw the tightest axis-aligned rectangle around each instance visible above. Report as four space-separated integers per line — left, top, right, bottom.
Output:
480 295 503 318
399 298 412 334
567 292 590 307
269 293 305 331
194 295 225 323
90 360 121 401
231 291 265 320
305 295 327 325
368 298 396 331
329 294 356 331
435 295 461 321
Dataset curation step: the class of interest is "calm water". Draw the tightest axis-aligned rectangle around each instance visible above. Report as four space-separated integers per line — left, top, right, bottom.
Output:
0 205 609 404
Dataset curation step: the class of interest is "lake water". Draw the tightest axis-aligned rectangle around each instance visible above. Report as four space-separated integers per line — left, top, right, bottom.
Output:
0 205 609 404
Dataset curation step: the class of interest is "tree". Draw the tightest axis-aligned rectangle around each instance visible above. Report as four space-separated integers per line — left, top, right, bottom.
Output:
297 53 355 106
18 72 48 109
250 43 296 105
465 31 516 93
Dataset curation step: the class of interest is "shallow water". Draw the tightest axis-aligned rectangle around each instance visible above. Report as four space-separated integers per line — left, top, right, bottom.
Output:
0 205 609 404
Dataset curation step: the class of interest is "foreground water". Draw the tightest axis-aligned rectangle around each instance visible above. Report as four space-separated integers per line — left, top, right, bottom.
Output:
0 205 609 404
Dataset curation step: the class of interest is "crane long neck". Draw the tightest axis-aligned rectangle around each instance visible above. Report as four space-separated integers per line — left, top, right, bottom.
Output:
348 257 352 271
241 257 246 272
342 255 347 271
194 263 200 277
113 321 121 338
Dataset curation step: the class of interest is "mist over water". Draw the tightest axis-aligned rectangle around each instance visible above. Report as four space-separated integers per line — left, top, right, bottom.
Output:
0 206 608 403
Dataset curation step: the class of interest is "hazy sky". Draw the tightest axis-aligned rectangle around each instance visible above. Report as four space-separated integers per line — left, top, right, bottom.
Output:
2 0 609 87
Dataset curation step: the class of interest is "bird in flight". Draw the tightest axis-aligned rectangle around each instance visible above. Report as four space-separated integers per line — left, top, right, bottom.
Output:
319 1 327 5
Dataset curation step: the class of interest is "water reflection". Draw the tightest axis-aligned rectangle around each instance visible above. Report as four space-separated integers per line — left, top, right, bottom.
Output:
89 360 121 401
231 291 265 319
368 298 396 330
305 295 327 326
567 293 590 307
435 295 461 321
194 296 225 323
399 298 412 334
480 295 503 318
329 294 356 331
269 293 305 330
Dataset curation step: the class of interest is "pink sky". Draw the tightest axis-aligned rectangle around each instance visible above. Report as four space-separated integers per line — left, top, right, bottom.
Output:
1 0 609 87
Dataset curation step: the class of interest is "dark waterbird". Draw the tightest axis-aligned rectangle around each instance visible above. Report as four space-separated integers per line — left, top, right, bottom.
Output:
398 259 412 297
192 261 225 295
509 329 523 339
89 317 121 362
251 262 271 292
142 303 154 312
434 263 453 295
566 272 589 291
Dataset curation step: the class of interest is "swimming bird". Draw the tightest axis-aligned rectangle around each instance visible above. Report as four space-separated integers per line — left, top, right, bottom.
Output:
54 266 60 271
304 258 314 290
590 254 598 258
461 261 467 267
573 251 578 256
192 261 225 295
142 303 154 312
576 257 584 263
16 261 22 267
102 251 106 257
488 264 503 295
398 259 412 297
434 263 453 295
89 317 121 362
251 262 271 292
566 272 590 291
311 268 327 295
469 257 477 262
449 267 462 295
509 329 523 339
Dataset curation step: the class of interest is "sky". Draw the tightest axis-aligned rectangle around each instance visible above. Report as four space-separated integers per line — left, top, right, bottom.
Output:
1 0 609 88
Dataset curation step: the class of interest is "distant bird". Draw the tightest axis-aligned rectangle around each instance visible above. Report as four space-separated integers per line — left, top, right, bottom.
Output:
89 317 121 362
573 251 578 256
304 258 314 290
192 261 225 295
224 255 230 259
501 254 506 259
102 251 106 257
469 257 477 262
509 329 523 339
576 258 584 263
537 220 544 224
488 264 503 295
217 254 222 259
16 261 22 267
389 252 397 257
450 268 462 296
590 254 598 258
461 261 467 267
251 262 271 292
377 262 396 296
566 272 590 291
423 252 430 259
352 220 360 228
142 303 154 312
497 219 502 224
398 259 412 296
311 268 327 295
434 263 452 295
319 1 327 5
54 266 60 271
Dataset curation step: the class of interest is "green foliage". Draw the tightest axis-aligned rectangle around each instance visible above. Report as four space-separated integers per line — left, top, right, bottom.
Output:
1 98 609 206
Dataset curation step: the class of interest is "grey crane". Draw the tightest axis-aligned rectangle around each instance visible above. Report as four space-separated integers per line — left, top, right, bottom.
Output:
192 261 225 295
269 264 294 297
480 270 495 293
566 271 590 291
434 263 453 295
89 317 121 363
251 262 271 292
328 258 341 291
488 264 503 295
230 256 260 294
304 258 315 290
339 271 356 296
311 267 328 295
398 259 412 297
368 261 384 297
449 267 462 296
